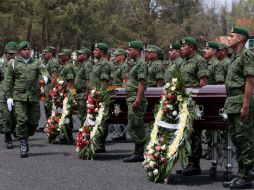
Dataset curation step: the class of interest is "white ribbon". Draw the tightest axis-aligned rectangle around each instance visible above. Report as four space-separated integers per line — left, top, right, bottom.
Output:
155 120 180 129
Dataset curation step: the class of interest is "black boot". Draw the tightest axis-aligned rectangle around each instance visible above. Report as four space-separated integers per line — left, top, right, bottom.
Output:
229 177 252 189
20 139 29 158
176 163 201 176
95 144 106 153
123 144 144 162
5 132 13 149
223 176 240 188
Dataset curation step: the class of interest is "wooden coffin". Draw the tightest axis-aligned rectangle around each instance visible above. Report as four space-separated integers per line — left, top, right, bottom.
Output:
109 85 228 130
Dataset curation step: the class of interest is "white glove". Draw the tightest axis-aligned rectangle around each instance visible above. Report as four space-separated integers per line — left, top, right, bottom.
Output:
7 98 14 112
42 76 48 84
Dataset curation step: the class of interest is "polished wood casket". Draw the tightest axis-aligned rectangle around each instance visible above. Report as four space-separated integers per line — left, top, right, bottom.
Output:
109 85 229 130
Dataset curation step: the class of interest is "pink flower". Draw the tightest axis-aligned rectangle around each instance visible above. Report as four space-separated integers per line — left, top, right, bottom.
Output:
155 145 161 151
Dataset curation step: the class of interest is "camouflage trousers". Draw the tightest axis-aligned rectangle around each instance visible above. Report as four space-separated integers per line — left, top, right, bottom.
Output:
0 102 15 134
77 95 86 126
14 101 40 140
127 100 148 154
188 128 203 166
228 113 254 179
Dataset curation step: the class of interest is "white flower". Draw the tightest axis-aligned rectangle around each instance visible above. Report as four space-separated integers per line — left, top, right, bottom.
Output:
79 128 84 132
94 108 99 112
58 80 64 85
172 78 177 83
153 169 159 176
89 114 94 120
161 144 166 150
167 105 174 110
149 161 156 168
147 143 153 150
76 147 80 152
170 86 176 91
148 149 154 154
148 172 153 177
172 110 178 116
177 95 183 102
91 89 96 95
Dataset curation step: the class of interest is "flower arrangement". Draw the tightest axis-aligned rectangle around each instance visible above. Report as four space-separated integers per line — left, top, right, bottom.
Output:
45 79 77 144
76 88 111 160
143 73 197 183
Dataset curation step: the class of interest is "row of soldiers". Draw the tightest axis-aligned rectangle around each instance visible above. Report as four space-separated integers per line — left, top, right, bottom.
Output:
0 26 253 189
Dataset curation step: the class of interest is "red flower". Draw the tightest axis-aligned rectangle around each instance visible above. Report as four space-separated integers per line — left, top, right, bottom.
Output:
168 94 175 100
85 141 90 145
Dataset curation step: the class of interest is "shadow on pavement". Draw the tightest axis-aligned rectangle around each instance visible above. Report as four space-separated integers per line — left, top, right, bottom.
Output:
29 152 71 157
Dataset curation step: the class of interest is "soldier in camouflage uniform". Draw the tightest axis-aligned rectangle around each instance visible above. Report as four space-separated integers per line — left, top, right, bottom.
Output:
145 45 164 87
202 41 225 160
164 42 183 83
123 41 148 162
0 42 17 149
74 48 92 126
4 41 49 158
90 43 111 153
216 42 230 77
176 37 208 175
222 27 254 189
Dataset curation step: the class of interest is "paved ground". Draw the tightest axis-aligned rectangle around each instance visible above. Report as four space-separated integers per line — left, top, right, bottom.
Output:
0 130 253 190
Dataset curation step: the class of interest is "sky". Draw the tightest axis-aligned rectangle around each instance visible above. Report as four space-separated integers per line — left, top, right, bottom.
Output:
203 0 238 10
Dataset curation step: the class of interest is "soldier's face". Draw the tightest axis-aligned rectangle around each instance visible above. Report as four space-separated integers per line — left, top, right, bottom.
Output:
147 52 158 61
114 54 125 64
128 48 139 58
93 48 103 59
5 52 15 60
19 48 31 59
44 51 52 61
180 44 192 56
203 47 216 59
77 53 88 62
228 33 241 48
169 49 180 59
59 55 69 62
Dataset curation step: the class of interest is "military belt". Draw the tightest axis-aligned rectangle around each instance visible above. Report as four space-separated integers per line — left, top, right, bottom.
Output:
226 88 245 97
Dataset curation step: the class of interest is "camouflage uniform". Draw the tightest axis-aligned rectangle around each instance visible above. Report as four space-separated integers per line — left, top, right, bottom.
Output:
224 47 254 179
0 56 15 134
220 57 231 77
147 59 164 87
89 58 111 149
74 61 93 125
178 53 208 166
126 57 148 155
164 57 183 83
4 56 49 140
207 57 225 84
59 61 76 82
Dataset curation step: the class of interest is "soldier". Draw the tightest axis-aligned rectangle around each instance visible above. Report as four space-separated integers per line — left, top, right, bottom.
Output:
216 42 230 77
164 42 183 83
123 40 148 162
176 36 208 175
74 48 92 125
4 41 49 158
90 43 111 153
222 27 254 189
0 41 18 149
111 48 128 86
146 45 164 87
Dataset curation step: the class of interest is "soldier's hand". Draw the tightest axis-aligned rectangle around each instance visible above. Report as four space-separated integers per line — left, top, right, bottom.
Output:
132 99 141 111
240 106 249 122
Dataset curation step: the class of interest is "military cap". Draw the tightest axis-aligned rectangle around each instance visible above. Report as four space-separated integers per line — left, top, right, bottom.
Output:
59 48 72 56
145 45 162 53
181 37 197 46
18 41 30 51
169 42 181 50
218 42 229 50
76 48 91 54
114 48 128 56
128 40 143 50
231 27 249 38
205 41 220 49
5 41 18 53
44 46 56 53
95 43 108 51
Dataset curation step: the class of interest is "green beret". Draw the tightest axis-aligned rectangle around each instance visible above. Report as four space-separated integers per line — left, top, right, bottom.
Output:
128 40 143 50
218 42 229 50
145 45 162 53
59 48 71 56
44 46 56 53
181 37 197 46
113 48 127 56
5 41 18 53
95 43 108 51
205 41 220 49
169 42 181 50
18 41 30 51
76 48 91 54
231 27 249 38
